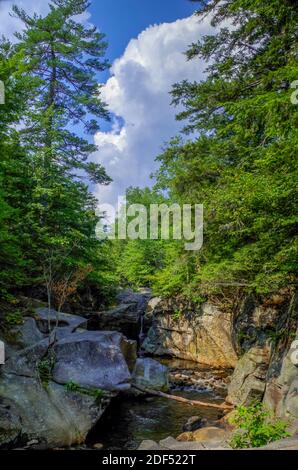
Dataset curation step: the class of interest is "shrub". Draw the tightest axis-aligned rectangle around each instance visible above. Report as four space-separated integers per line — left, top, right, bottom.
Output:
229 401 290 448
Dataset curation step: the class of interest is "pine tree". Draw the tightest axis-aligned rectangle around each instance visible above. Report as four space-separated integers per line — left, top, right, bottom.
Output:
13 0 111 183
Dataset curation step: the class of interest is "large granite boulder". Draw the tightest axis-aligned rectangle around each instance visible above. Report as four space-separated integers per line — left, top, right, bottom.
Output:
52 331 135 392
0 319 137 448
143 300 237 368
0 372 111 448
132 357 169 392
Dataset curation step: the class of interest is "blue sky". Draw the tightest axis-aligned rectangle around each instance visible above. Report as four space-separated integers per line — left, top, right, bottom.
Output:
0 0 215 209
90 0 198 66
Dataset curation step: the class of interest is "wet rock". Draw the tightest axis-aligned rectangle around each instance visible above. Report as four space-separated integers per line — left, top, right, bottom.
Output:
182 416 208 432
132 357 169 392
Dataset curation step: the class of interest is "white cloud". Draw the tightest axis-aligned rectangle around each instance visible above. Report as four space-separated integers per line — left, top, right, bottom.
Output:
0 0 50 40
0 0 91 40
94 15 215 208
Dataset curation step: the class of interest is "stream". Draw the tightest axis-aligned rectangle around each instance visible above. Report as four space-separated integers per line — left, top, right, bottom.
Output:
87 359 229 450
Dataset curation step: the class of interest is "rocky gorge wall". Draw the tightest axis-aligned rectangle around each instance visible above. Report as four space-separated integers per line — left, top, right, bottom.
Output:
142 292 298 430
143 298 237 368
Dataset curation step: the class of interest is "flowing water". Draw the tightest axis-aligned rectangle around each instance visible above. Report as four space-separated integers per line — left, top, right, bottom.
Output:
87 359 228 450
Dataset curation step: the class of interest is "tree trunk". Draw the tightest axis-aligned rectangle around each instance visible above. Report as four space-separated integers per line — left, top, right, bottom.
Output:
132 384 234 411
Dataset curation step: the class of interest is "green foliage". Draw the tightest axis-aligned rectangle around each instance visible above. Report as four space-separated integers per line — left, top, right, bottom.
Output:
37 356 55 388
113 1 297 300
0 0 116 306
172 309 182 321
229 402 290 448
65 381 104 400
4 311 23 327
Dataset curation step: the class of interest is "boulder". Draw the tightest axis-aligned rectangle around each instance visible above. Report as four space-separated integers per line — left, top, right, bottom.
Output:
88 289 151 340
0 328 137 448
177 426 230 443
0 397 22 448
0 317 44 360
0 372 111 448
227 344 271 405
182 416 208 432
132 357 169 392
143 300 237 368
52 331 134 392
34 307 87 334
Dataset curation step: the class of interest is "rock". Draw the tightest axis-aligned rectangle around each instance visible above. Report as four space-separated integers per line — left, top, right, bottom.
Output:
88 289 151 340
0 317 44 359
177 426 229 444
52 331 134 392
144 297 162 330
4 339 50 378
138 439 162 450
25 439 39 447
0 398 22 448
138 435 229 450
93 442 103 449
259 436 298 450
132 357 169 392
0 372 111 448
34 307 87 335
192 426 229 442
227 344 271 406
12 317 44 349
263 329 298 430
0 328 137 448
176 432 193 441
143 300 237 368
139 436 298 451
182 416 208 432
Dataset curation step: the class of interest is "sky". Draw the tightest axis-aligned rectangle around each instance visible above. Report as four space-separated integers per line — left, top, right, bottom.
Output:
0 0 216 210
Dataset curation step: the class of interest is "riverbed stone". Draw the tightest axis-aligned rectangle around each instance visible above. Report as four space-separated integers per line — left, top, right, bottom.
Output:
177 426 229 443
132 357 169 392
182 416 208 432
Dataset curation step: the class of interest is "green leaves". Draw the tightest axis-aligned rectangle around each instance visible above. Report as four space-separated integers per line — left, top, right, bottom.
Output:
229 401 290 448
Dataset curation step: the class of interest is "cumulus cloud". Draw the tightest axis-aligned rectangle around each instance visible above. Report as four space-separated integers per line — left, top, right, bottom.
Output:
94 15 215 208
